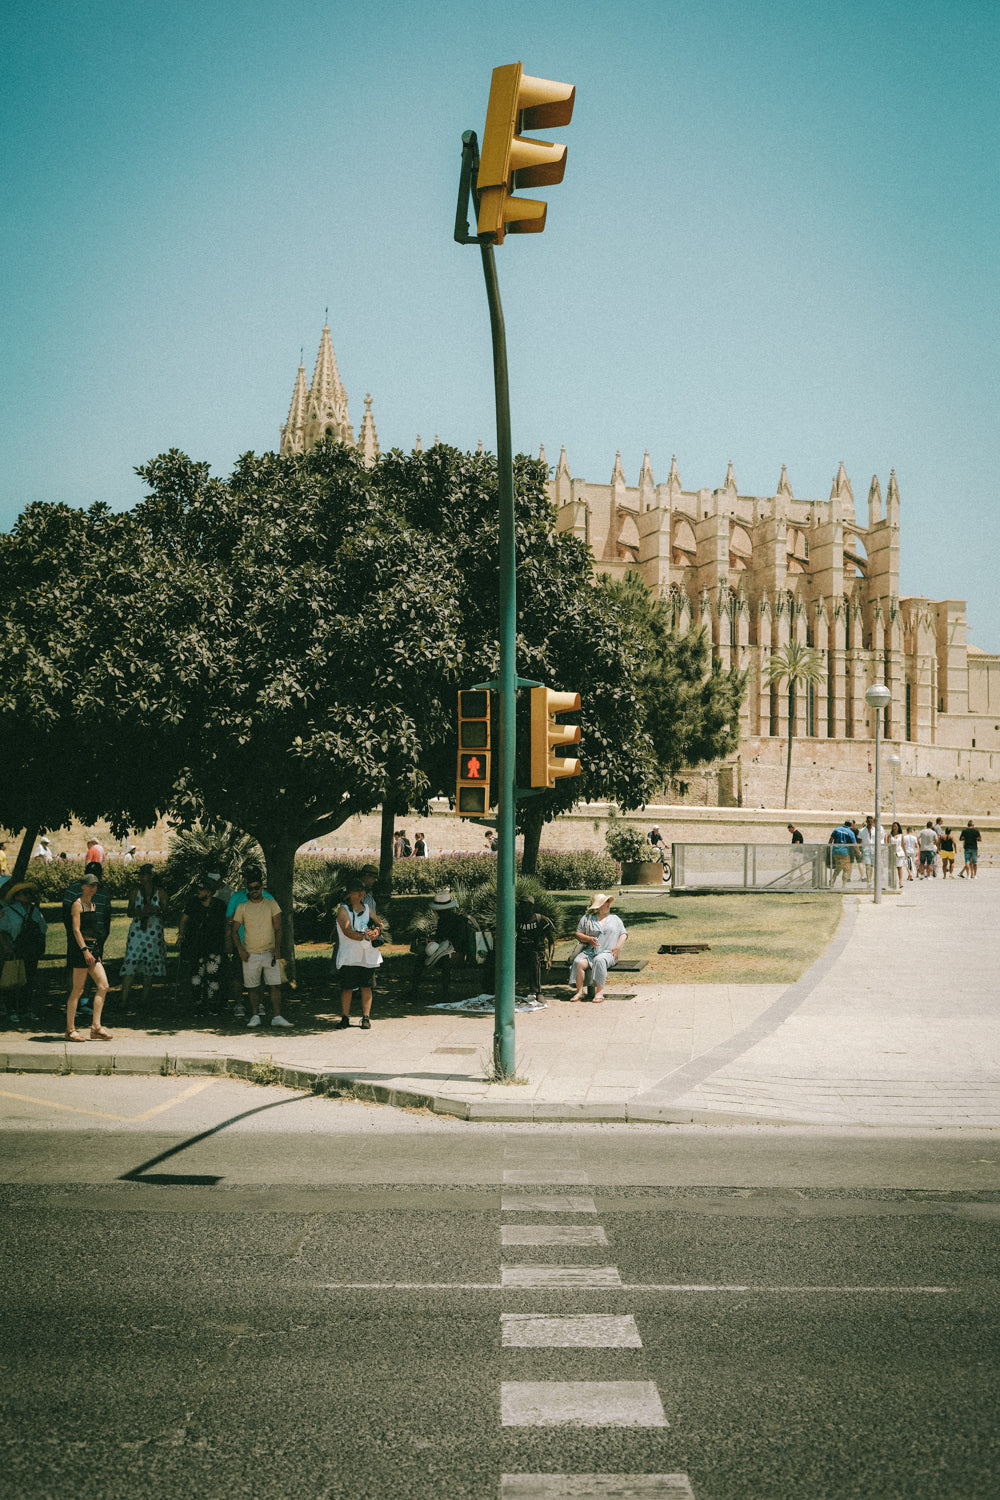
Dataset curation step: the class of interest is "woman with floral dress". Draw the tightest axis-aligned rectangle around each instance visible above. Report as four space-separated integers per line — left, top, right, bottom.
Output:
120 863 169 1012
178 877 228 1019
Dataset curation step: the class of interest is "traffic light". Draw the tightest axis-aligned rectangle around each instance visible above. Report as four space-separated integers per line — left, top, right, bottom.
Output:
476 62 575 243
456 689 492 815
530 687 581 788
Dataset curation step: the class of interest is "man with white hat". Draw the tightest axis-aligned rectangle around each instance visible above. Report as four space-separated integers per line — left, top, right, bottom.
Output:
568 892 627 1003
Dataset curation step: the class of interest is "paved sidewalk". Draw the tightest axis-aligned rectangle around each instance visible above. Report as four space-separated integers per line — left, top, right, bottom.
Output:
2 873 997 1127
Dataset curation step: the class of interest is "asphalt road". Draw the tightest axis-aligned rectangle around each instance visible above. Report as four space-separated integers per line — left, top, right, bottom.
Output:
2 1078 998 1499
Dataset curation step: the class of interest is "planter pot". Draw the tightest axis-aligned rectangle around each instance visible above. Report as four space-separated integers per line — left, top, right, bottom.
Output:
621 859 663 886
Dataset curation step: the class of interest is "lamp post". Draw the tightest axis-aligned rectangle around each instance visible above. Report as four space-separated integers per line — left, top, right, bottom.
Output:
886 751 901 826
866 684 892 903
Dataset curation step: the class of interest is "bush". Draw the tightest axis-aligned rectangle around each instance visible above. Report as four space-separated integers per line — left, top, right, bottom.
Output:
161 825 263 903
603 816 657 865
377 850 618 896
17 857 165 902
534 850 617 890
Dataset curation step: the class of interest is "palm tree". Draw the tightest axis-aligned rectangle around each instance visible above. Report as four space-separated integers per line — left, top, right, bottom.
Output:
765 642 826 809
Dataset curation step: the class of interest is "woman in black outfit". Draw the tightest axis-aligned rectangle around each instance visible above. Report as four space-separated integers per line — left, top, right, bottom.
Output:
66 874 112 1041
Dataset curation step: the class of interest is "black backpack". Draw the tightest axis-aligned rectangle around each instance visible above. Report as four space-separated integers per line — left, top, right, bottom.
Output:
14 911 46 961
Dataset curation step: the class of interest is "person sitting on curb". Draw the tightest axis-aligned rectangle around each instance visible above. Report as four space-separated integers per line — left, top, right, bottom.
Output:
567 892 627 1004
229 875 291 1029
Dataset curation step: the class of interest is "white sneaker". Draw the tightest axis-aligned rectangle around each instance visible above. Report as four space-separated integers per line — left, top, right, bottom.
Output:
247 1014 262 1029
271 1015 292 1028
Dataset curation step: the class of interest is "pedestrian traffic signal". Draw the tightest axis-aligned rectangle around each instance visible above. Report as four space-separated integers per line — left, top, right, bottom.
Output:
476 62 575 243
530 687 581 788
456 689 492 815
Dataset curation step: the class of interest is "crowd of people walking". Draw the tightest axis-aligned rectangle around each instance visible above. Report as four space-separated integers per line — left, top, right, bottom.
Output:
821 816 982 886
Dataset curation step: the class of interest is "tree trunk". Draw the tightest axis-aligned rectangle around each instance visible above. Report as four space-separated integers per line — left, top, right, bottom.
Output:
520 804 544 877
258 829 301 984
379 800 400 901
784 684 794 809
11 823 40 886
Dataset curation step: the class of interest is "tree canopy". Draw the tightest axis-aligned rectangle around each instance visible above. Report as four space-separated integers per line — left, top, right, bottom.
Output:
0 439 747 914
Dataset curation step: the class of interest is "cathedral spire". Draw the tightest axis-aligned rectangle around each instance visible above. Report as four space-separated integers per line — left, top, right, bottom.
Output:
357 393 380 467
279 361 309 455
304 324 354 448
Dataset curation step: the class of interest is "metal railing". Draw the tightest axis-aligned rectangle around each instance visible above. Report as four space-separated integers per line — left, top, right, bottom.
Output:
670 843 899 893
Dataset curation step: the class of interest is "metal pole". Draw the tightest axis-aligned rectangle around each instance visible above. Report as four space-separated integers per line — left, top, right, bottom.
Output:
480 240 517 1076
873 708 883 904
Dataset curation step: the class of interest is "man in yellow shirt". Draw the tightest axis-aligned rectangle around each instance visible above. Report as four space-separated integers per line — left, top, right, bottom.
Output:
229 875 292 1030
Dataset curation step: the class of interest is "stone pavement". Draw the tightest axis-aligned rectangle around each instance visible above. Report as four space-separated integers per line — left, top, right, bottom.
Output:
3 872 998 1127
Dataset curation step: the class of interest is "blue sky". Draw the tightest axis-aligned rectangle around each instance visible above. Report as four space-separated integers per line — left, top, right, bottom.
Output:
4 0 998 646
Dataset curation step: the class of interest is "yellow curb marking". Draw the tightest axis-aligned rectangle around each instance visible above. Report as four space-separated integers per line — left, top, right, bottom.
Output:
0 1078 215 1123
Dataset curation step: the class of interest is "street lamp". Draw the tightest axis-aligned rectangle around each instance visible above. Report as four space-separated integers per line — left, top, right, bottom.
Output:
866 683 892 903
886 751 901 826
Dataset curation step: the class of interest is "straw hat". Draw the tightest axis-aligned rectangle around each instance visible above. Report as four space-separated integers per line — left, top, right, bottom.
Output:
586 892 615 912
3 881 40 904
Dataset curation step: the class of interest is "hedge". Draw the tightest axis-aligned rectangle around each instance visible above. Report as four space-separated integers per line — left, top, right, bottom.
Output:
322 850 616 896
10 849 617 908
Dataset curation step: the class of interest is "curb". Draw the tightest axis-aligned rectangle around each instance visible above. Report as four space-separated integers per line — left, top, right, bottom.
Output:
0 1048 813 1127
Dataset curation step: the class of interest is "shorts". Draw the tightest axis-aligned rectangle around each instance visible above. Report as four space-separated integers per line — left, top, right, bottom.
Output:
861 847 874 868
242 951 281 987
964 847 977 863
336 963 377 992
941 852 954 866
832 852 850 871
68 941 104 970
919 850 935 866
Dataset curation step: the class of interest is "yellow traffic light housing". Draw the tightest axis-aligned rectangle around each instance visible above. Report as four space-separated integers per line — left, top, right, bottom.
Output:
456 689 492 815
530 687 581 789
476 62 575 243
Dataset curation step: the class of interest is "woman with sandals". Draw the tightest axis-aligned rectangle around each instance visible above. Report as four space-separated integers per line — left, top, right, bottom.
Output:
66 873 113 1042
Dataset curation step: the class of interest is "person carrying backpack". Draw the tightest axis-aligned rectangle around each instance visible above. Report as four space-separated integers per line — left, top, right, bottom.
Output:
0 880 48 1024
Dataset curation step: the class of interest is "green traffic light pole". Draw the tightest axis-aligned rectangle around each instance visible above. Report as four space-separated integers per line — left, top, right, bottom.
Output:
455 129 534 1077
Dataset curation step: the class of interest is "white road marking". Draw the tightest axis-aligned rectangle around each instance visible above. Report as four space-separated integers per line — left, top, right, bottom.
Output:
320 1280 951 1293
501 1381 669 1428
502 1195 597 1213
502 1265 623 1289
501 1477 694 1498
502 1225 609 1247
504 1170 591 1184
502 1314 642 1348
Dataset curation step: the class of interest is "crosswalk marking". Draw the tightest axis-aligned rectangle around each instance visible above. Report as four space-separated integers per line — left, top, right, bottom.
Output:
502 1225 609 1247
501 1478 694 1498
502 1314 642 1348
502 1194 598 1213
502 1265 623 1288
501 1381 669 1428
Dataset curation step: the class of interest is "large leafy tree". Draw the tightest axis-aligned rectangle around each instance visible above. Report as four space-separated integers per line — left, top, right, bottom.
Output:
107 444 467 962
0 502 170 883
375 446 661 873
